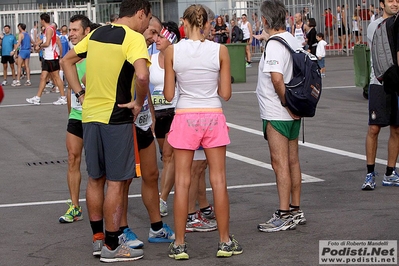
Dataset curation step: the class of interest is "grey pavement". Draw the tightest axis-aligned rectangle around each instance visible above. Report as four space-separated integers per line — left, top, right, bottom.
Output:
0 55 398 266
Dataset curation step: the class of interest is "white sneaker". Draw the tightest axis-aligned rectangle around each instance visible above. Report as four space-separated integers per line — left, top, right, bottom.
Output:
45 82 54 88
55 87 60 93
12 80 17 85
11 80 21 87
26 96 41 105
53 96 67 105
1 81 7 86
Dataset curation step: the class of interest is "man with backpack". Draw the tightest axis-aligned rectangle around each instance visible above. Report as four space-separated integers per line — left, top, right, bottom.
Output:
362 0 399 190
256 0 306 233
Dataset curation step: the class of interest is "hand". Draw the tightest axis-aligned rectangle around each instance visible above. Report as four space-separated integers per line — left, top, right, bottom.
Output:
77 94 84 105
286 107 301 120
118 101 142 122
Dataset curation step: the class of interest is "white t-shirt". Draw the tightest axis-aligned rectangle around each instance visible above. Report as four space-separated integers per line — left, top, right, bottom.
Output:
173 39 221 109
316 40 327 58
256 31 300 121
367 17 384 85
149 52 178 111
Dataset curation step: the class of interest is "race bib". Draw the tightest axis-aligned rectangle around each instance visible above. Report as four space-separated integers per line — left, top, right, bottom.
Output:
135 98 152 130
152 89 171 106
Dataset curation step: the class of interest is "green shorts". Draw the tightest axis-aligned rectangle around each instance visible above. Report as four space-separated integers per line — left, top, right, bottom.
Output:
263 119 301 140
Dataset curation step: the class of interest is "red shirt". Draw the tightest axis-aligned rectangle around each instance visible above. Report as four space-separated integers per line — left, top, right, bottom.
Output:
179 25 185 39
325 13 333 27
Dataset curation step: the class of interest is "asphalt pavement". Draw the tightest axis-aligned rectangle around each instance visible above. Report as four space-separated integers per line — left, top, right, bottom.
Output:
0 55 398 266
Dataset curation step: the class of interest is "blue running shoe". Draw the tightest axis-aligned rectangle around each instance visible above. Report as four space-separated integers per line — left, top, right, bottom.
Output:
119 228 144 249
362 172 376 190
382 169 399 186
148 223 175 243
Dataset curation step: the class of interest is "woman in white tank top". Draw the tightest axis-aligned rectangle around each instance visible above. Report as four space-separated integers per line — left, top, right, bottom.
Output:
163 4 242 260
149 21 180 218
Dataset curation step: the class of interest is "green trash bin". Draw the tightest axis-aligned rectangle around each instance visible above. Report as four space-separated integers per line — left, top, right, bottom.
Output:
225 43 247 83
353 44 371 99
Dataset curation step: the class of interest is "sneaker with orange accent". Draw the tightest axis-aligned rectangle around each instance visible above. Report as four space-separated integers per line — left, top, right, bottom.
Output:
92 232 104 256
100 243 144 262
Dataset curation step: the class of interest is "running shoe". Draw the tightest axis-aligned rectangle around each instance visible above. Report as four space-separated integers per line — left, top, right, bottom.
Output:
119 228 144 249
257 211 296 232
168 242 189 260
1 81 6 86
382 169 399 186
160 198 168 217
92 232 104 256
59 200 83 223
186 211 217 232
53 96 67 105
362 172 376 190
148 223 175 243
201 205 216 220
100 243 144 262
11 80 21 87
26 96 41 105
45 81 54 88
24 80 31 86
216 235 243 257
245 62 252 68
290 208 307 225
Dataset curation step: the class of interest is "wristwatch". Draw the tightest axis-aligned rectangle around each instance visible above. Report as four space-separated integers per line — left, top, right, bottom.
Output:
75 90 85 99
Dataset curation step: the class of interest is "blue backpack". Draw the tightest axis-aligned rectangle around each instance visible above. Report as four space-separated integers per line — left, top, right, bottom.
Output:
265 36 322 117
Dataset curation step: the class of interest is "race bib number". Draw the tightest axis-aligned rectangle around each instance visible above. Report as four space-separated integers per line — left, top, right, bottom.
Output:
152 89 171 106
136 109 150 126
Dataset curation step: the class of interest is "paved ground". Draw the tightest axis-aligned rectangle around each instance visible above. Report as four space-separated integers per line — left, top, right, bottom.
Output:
0 56 398 266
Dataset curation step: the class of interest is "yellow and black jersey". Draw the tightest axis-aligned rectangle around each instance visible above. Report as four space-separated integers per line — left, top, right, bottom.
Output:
74 24 150 124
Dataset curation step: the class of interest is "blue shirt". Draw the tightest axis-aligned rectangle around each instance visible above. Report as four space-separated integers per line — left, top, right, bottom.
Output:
20 32 31 51
60 35 70 57
1 34 17 56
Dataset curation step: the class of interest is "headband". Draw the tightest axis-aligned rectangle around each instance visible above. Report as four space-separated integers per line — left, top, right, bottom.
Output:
160 27 177 44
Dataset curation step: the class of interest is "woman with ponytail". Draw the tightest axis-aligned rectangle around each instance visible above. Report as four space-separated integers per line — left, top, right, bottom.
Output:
163 4 243 260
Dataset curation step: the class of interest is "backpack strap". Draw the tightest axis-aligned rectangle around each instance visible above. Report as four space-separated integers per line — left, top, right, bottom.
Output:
264 36 295 59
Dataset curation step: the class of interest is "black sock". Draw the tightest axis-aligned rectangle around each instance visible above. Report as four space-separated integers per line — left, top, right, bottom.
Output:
151 221 163 232
386 167 394 176
90 220 104 235
278 210 290 217
187 212 196 222
105 230 120 250
367 164 375 174
119 225 128 234
200 205 212 215
289 204 300 211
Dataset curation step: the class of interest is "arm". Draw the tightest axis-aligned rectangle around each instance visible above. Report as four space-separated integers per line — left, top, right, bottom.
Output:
148 89 156 134
248 22 253 43
40 27 53 48
271 72 300 120
164 45 176 102
56 36 62 58
218 45 231 101
11 34 22 56
61 49 84 104
117 58 149 120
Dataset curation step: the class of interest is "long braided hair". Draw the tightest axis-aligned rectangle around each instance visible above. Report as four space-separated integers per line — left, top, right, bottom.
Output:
183 4 208 42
